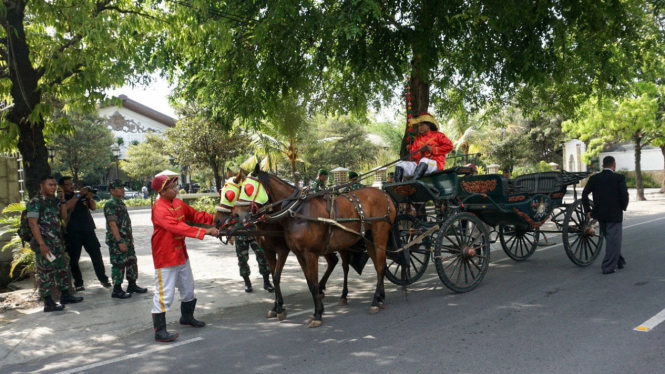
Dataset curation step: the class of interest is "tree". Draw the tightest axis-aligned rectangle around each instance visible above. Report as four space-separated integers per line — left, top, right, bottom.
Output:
563 82 665 201
301 115 381 181
160 1 654 163
0 1 161 196
163 104 250 191
51 112 115 185
120 142 172 183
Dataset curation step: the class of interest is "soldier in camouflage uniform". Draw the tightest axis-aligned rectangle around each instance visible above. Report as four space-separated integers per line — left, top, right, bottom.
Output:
104 180 148 299
343 171 364 192
27 175 83 312
232 232 273 293
309 169 328 193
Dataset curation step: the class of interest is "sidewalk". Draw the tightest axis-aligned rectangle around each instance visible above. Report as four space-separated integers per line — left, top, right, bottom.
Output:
1 188 664 368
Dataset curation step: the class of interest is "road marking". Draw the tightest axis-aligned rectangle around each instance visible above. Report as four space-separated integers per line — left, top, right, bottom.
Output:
55 337 204 374
624 215 665 229
634 308 665 332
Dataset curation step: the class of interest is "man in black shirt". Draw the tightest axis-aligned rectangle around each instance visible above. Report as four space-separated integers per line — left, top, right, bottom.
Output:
59 177 111 290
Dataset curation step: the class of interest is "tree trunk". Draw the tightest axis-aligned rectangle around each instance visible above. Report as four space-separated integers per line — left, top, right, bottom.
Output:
634 135 646 201
660 145 665 194
211 159 224 192
289 157 297 185
5 5 48 197
400 63 430 157
73 168 79 187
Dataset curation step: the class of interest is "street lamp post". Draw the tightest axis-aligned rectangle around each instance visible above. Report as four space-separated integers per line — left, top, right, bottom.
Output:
47 146 56 165
112 146 121 179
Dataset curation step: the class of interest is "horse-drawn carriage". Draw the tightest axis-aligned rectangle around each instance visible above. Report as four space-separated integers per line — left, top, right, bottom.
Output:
382 154 601 293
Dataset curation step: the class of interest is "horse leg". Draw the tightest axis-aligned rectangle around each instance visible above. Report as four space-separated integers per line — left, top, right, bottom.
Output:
339 249 349 306
264 249 279 318
274 249 290 321
372 223 389 310
301 251 323 328
318 253 339 299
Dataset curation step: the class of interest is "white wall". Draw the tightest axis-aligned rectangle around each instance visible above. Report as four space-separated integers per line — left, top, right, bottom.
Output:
563 139 587 172
97 106 171 159
599 148 664 171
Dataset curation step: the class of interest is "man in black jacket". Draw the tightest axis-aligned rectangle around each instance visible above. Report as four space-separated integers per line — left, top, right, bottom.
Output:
59 177 112 290
582 156 629 274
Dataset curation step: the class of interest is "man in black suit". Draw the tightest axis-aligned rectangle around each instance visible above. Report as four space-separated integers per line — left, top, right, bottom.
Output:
582 156 629 274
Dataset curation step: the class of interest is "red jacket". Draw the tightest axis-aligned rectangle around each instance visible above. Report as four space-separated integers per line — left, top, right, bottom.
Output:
408 130 454 170
151 197 213 269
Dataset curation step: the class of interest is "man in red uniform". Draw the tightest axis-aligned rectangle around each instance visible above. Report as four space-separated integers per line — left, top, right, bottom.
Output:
395 112 454 181
150 175 220 342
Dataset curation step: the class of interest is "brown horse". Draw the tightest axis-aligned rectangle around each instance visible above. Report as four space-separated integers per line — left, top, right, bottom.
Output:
233 165 396 328
213 170 349 321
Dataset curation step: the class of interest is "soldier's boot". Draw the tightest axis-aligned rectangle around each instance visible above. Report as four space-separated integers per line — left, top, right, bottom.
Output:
263 273 274 293
126 281 148 294
60 290 84 304
43 295 65 312
413 162 428 180
153 313 178 342
243 275 253 293
111 285 132 299
180 298 206 328
394 166 404 182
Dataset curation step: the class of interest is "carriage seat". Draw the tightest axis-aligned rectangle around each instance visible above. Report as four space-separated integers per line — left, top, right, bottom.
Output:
427 167 458 178
512 172 565 195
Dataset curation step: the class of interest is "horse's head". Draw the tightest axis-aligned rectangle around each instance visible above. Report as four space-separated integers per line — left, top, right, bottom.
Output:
214 169 246 227
233 163 296 225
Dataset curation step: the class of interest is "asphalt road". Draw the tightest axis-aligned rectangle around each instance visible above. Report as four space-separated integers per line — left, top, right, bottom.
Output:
6 213 665 374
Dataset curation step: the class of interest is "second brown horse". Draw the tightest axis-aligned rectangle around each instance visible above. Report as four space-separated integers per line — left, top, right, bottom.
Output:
234 165 396 327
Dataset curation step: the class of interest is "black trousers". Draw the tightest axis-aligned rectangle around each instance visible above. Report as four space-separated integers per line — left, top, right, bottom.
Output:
65 230 109 286
599 220 624 273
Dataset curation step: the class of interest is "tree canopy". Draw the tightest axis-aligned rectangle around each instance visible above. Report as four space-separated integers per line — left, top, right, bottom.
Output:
163 104 250 191
563 82 665 200
120 142 172 182
0 0 162 196
51 111 115 185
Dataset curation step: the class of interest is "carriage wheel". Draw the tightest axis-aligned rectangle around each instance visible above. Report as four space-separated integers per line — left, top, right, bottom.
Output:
385 215 430 286
562 200 604 267
551 206 567 231
434 212 490 293
499 225 540 261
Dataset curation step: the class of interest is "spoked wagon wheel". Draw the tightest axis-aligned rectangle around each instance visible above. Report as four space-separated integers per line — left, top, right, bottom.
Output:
499 225 540 261
385 215 430 285
563 200 604 267
551 206 567 231
434 212 490 293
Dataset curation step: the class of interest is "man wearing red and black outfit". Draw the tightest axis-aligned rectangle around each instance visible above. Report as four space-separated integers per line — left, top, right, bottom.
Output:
150 175 219 342
395 113 454 181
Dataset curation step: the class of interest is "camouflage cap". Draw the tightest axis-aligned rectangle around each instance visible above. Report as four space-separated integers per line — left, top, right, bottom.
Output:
109 179 125 189
318 169 328 176
348 171 359 179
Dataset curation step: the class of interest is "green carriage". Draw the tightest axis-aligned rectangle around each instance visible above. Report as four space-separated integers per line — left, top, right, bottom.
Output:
383 154 601 293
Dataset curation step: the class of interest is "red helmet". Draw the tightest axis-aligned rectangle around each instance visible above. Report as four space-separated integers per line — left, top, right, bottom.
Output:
151 175 178 193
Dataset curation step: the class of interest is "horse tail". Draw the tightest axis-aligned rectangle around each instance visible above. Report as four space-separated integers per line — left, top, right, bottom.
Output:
388 222 409 299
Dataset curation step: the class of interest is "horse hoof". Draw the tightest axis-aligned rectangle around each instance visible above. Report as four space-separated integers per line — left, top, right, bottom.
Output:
378 302 386 309
267 310 278 318
277 311 288 322
339 298 348 306
369 306 380 314
308 320 323 328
